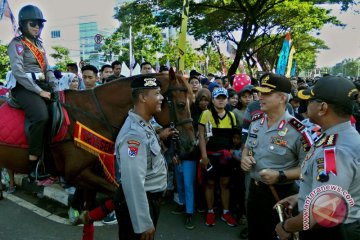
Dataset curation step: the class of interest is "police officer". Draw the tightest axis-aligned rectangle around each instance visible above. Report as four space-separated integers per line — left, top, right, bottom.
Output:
275 76 360 240
241 73 308 240
114 75 167 240
8 5 56 180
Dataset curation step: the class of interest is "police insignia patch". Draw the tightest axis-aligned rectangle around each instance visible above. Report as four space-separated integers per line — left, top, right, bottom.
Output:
144 78 157 87
16 44 24 55
127 140 140 158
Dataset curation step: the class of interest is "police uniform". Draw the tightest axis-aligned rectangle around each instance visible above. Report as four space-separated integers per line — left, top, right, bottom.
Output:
8 6 56 164
297 76 360 240
245 73 308 240
114 76 167 239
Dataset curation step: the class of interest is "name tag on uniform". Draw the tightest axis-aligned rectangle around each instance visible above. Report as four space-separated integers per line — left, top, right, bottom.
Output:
249 133 257 138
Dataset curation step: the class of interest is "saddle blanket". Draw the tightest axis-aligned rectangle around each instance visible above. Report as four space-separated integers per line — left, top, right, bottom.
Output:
0 102 69 148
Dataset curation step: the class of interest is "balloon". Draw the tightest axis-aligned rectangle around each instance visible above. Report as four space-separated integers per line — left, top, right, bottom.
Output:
233 74 251 92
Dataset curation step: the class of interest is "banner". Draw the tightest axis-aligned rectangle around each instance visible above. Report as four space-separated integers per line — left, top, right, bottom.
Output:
74 121 119 187
0 0 17 34
285 45 296 77
276 33 291 75
178 0 190 71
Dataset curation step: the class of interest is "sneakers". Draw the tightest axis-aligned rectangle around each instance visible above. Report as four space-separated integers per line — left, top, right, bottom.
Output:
73 210 93 225
205 212 215 226
185 214 195 230
102 211 117 225
221 213 237 227
68 207 80 225
171 204 185 215
6 186 16 194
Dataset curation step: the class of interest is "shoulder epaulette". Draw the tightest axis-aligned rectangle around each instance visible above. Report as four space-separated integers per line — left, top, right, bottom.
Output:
288 118 305 133
251 112 264 122
322 134 338 148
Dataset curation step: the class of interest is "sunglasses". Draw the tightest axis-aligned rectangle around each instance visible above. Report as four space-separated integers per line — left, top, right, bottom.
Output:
28 20 44 28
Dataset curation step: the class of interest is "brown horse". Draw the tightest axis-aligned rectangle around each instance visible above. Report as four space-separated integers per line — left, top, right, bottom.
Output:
0 69 195 200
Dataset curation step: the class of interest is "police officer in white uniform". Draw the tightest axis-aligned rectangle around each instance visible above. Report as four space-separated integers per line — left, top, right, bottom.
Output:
114 75 167 240
275 76 360 240
8 5 56 180
241 73 308 240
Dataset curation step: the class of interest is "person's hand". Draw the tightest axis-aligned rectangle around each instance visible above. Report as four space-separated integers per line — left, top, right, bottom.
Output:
259 169 280 185
274 194 298 214
140 226 155 240
200 156 209 169
275 222 291 240
159 127 179 141
39 91 51 100
241 156 256 171
172 155 180 165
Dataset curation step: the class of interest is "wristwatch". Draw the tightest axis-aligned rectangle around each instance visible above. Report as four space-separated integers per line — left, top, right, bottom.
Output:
278 170 287 183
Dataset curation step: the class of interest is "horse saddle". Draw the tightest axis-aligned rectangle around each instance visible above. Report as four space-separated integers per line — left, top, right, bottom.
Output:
0 92 69 147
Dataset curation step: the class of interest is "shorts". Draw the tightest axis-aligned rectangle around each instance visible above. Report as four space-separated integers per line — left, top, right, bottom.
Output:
203 153 231 180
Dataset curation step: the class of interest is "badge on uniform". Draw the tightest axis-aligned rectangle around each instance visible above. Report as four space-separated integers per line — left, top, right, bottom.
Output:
16 44 24 55
127 140 140 158
316 158 329 182
271 136 287 147
278 127 288 137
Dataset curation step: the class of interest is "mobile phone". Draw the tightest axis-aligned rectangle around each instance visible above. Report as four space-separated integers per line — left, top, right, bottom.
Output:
206 162 213 172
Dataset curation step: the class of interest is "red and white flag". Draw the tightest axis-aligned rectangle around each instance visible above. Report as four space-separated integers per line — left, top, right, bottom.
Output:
0 0 17 35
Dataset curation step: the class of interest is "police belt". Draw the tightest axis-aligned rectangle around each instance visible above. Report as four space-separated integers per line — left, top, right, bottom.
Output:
26 72 45 81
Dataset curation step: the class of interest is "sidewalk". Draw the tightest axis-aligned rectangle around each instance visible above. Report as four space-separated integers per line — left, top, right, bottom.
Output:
14 174 70 206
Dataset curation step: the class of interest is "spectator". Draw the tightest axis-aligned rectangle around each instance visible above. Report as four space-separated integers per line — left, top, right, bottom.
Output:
100 64 113 83
81 65 99 89
141 62 153 74
67 63 85 90
198 87 237 227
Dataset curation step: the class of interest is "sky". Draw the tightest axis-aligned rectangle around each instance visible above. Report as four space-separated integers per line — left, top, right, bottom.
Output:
0 0 359 68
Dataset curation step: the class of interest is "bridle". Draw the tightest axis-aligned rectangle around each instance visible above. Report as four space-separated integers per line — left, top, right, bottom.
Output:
165 86 193 128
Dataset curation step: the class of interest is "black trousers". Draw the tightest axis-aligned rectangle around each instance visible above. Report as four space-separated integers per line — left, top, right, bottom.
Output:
114 189 162 240
11 84 49 156
299 220 360 240
247 179 299 240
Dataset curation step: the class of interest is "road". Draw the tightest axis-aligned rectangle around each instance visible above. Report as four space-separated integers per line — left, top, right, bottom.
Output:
0 189 245 240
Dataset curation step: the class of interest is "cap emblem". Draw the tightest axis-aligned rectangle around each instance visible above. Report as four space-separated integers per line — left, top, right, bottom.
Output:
144 78 157 87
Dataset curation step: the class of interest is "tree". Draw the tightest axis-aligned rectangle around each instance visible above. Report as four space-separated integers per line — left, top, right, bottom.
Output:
49 46 74 71
0 44 10 80
110 0 355 76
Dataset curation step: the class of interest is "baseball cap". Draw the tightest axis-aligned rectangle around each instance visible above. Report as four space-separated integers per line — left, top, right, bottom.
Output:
255 73 291 94
212 87 228 99
298 76 358 105
208 82 220 93
190 70 202 77
239 85 254 95
131 75 161 89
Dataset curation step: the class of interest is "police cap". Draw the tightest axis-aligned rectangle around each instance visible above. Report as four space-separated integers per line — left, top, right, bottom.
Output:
131 75 161 89
255 73 291 94
298 76 358 105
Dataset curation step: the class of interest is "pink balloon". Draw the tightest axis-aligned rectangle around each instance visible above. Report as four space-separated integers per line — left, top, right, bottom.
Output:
233 74 251 92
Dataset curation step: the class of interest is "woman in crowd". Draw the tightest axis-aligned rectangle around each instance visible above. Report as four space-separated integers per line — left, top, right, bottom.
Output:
233 85 254 129
198 87 237 227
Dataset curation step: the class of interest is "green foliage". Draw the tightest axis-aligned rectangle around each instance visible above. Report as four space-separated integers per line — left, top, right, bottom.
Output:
326 58 360 77
108 0 352 75
0 44 10 80
49 46 74 71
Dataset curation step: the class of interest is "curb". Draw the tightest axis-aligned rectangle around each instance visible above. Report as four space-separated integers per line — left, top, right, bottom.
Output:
14 173 70 207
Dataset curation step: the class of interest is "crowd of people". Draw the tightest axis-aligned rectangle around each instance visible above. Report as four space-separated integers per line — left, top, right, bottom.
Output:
1 4 360 240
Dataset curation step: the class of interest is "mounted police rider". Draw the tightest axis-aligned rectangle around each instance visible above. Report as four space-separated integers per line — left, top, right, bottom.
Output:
7 5 56 181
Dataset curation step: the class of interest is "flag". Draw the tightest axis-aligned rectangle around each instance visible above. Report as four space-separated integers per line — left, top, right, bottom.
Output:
155 59 160 73
285 45 296 77
276 33 291 75
178 0 190 71
291 60 296 77
129 26 133 76
226 41 237 59
0 0 17 35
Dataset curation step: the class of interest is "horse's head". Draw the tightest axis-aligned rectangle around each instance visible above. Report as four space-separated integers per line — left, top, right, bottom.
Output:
155 68 195 154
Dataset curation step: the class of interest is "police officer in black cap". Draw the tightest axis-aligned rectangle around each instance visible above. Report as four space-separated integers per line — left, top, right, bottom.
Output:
275 76 360 240
8 5 56 180
241 73 308 240
114 75 167 240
